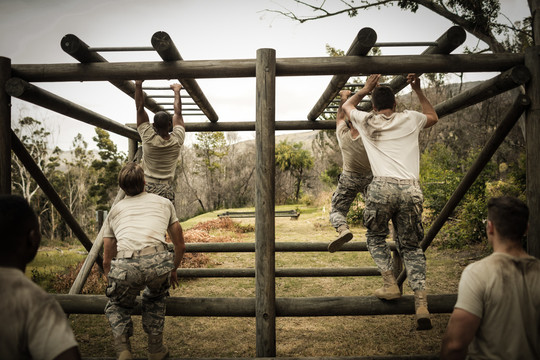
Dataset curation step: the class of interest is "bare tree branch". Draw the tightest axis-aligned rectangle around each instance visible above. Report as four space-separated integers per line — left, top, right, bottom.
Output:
265 0 531 53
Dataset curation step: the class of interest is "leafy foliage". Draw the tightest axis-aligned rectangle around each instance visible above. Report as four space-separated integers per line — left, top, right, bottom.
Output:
89 128 125 210
420 143 525 248
275 140 314 202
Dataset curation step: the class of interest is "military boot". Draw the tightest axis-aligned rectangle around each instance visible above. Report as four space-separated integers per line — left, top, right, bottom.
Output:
374 270 401 300
414 290 432 330
328 225 353 253
148 334 169 360
113 334 132 360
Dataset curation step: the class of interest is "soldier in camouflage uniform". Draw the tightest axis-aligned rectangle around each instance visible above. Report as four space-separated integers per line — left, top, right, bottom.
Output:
343 74 439 331
328 90 372 253
135 81 185 203
103 163 186 360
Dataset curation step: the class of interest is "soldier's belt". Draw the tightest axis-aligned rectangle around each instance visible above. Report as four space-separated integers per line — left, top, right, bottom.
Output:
144 176 171 185
373 176 419 186
116 243 168 259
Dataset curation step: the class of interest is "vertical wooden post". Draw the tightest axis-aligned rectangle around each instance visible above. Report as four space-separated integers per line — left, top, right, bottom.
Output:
525 45 540 258
128 137 138 162
0 57 11 194
255 48 276 357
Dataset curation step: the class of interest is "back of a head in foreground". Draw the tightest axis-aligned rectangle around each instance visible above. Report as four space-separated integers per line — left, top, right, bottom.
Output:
0 194 40 256
487 196 529 243
118 162 145 196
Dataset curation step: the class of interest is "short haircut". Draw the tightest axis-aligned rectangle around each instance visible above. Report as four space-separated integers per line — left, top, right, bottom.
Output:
0 195 38 251
371 86 395 111
118 162 145 196
487 196 529 243
153 111 171 131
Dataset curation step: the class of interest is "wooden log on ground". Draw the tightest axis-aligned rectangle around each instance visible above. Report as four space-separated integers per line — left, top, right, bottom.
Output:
60 34 167 115
176 267 381 278
0 57 10 194
10 130 103 268
53 293 457 317
5 78 140 141
81 356 439 360
307 28 377 120
397 94 531 287
525 45 540 258
151 31 219 122
11 53 524 82
434 65 531 118
255 48 277 357
185 241 396 252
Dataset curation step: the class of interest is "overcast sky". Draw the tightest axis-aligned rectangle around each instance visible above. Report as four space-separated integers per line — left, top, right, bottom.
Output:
0 0 530 153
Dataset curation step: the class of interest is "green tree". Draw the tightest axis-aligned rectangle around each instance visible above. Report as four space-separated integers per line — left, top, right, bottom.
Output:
266 0 532 53
11 116 62 241
89 128 125 210
62 134 98 237
275 140 314 202
193 132 229 210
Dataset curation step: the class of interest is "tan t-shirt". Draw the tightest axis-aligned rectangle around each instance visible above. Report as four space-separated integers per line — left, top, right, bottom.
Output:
138 122 185 182
350 109 427 180
336 122 370 174
0 267 79 360
103 192 179 252
455 252 540 359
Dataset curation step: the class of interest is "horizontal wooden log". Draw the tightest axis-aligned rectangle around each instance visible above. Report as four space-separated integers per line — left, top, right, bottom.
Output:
434 65 531 118
358 26 466 112
61 34 167 115
5 78 141 141
185 242 396 252
184 120 336 132
53 293 456 316
152 31 219 122
11 54 524 82
177 267 380 278
81 356 438 360
307 27 377 120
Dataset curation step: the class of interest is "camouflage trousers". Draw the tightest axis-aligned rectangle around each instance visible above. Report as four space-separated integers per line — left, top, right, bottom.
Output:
145 182 175 202
329 171 373 230
363 178 426 291
105 250 174 338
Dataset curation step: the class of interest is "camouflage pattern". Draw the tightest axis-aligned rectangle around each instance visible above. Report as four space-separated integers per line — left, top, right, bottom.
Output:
104 250 174 337
145 182 175 202
330 171 373 230
363 179 426 291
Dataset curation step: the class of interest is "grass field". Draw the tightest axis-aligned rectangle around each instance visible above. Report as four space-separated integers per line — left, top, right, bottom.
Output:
29 204 488 358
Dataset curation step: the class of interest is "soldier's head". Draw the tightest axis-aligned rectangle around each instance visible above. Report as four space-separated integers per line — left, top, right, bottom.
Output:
0 195 41 270
371 85 396 112
118 162 145 196
153 111 172 133
487 196 529 245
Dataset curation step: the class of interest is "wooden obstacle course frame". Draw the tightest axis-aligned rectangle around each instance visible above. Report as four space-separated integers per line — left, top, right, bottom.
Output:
1 15 540 357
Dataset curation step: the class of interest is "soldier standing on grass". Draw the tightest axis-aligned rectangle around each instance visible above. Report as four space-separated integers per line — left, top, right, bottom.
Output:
135 80 185 202
342 73 438 330
327 89 373 253
103 163 186 360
